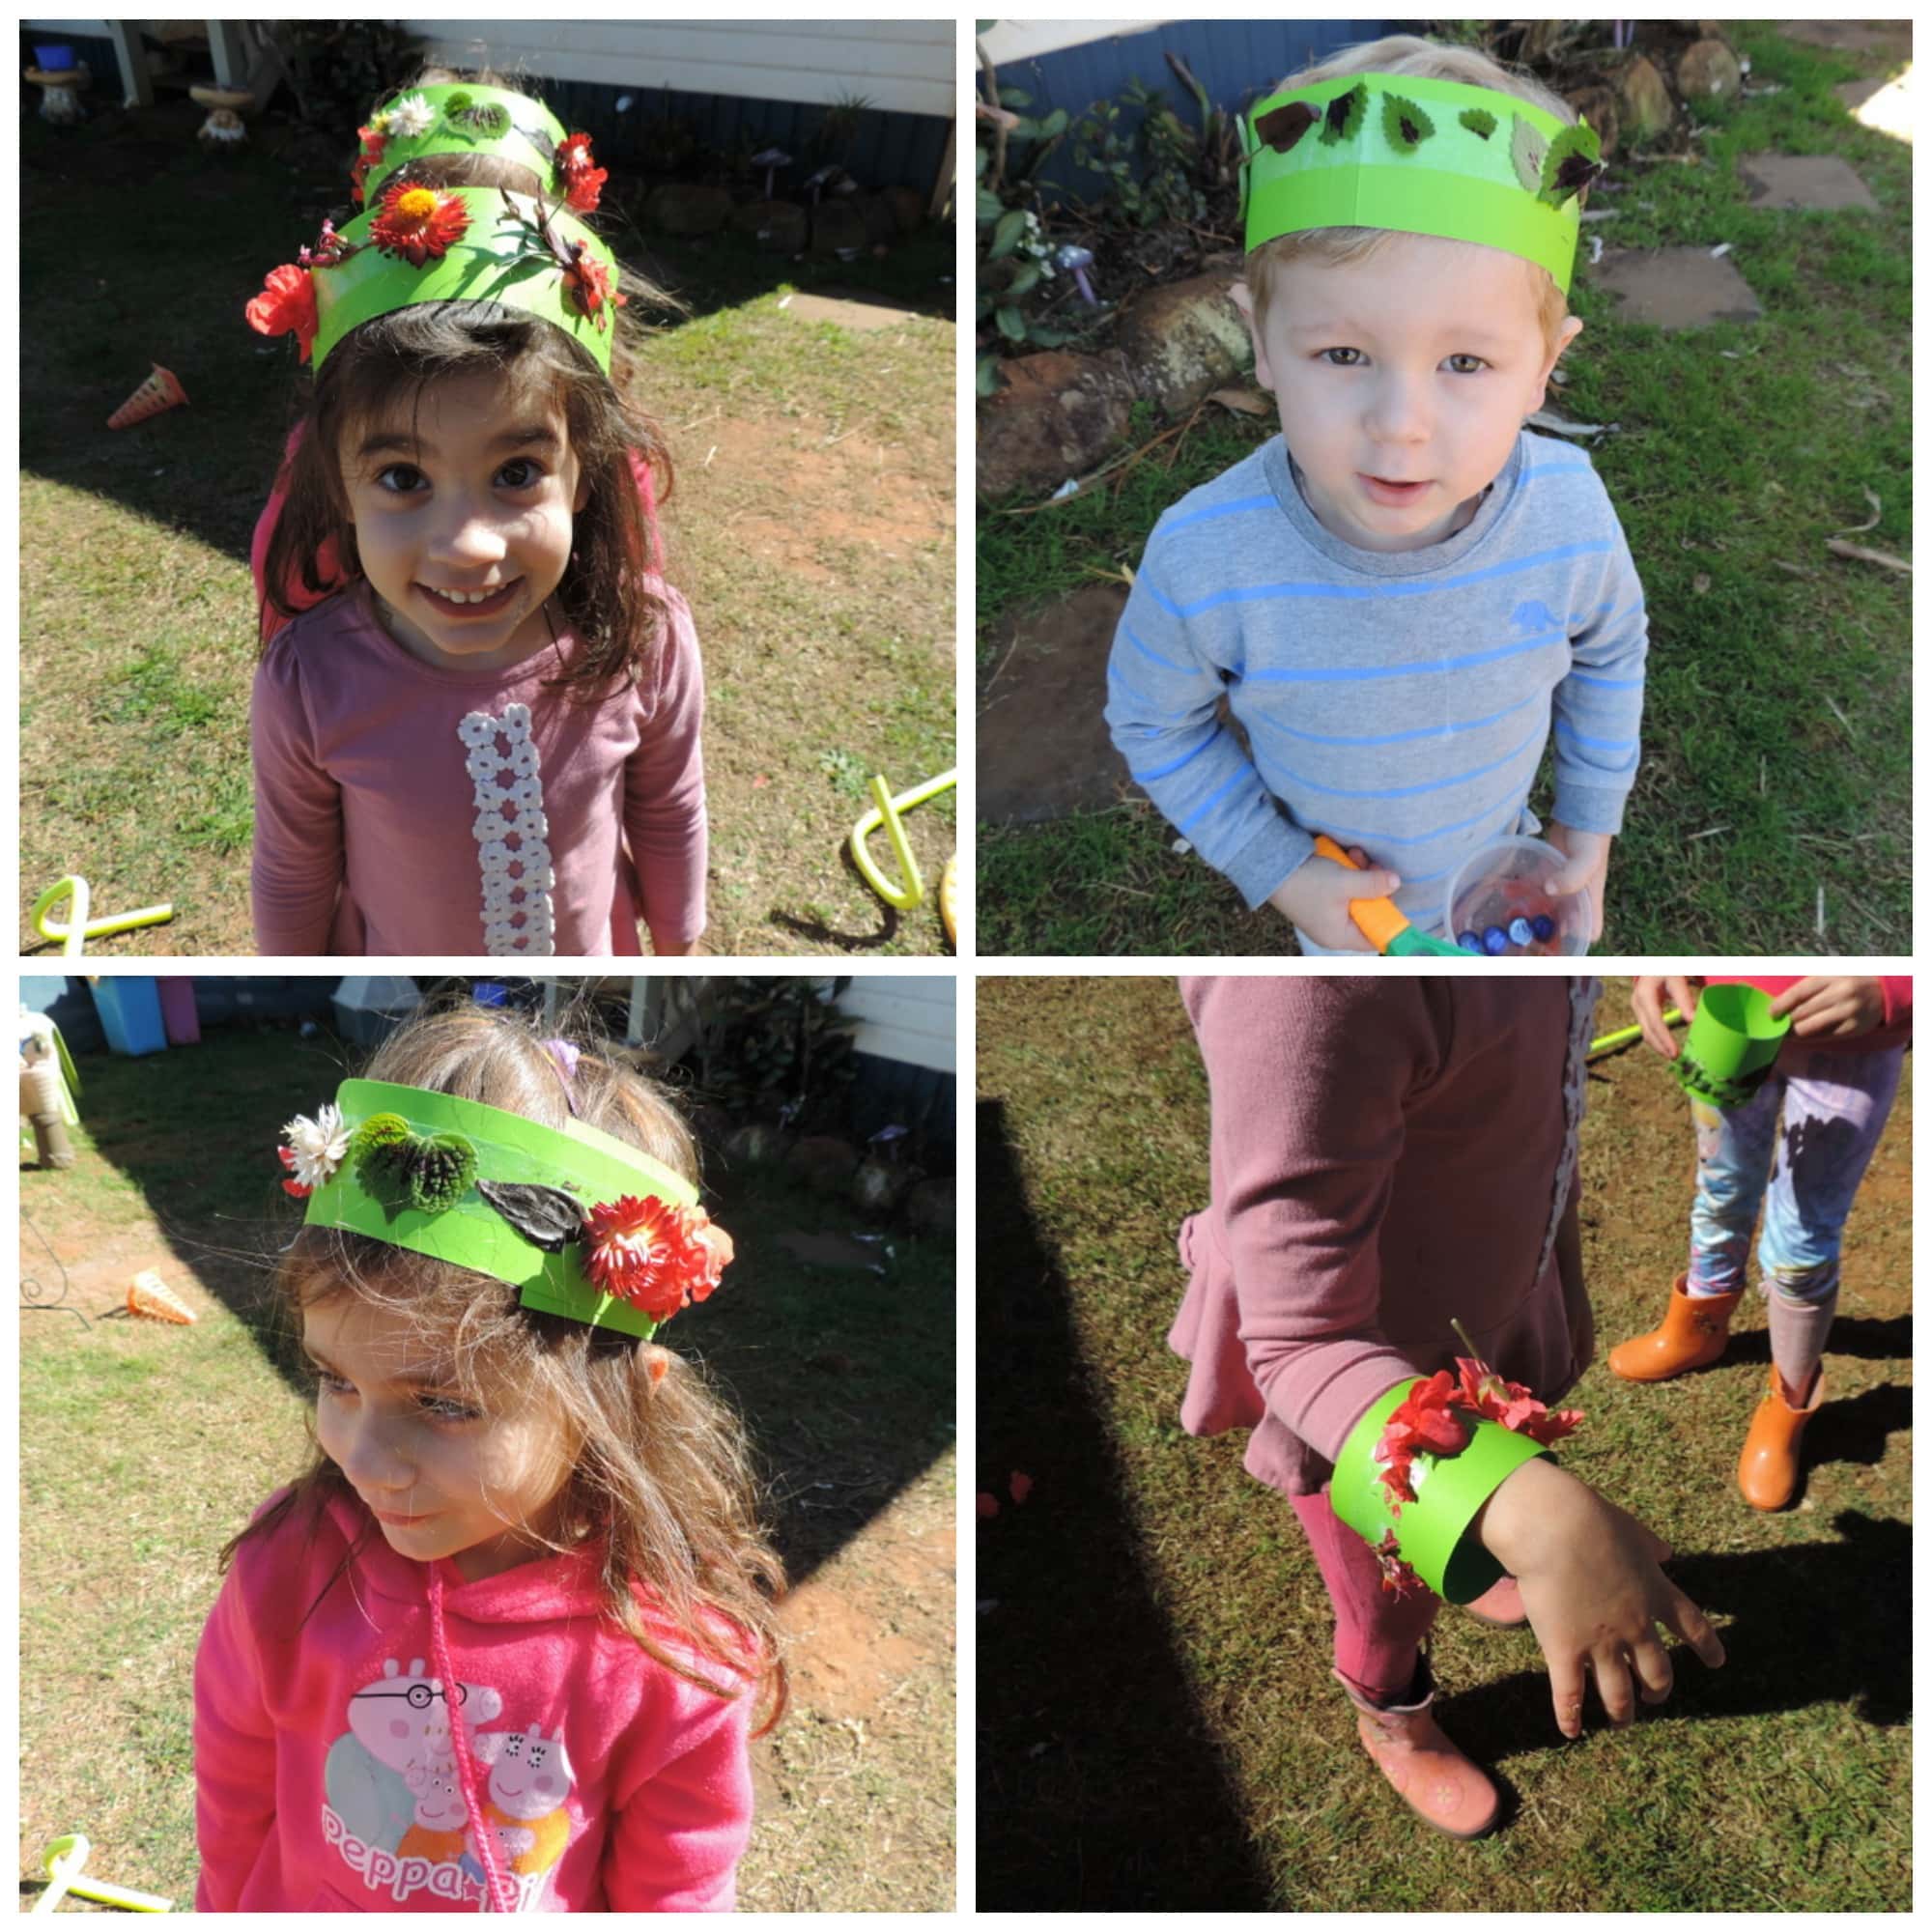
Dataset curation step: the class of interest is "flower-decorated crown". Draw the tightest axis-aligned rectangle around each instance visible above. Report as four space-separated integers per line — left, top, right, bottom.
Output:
1240 71 1605 295
279 1079 730 1340
353 83 608 213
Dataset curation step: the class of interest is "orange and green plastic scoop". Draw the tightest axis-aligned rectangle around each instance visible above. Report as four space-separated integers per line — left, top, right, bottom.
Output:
1313 835 1465 956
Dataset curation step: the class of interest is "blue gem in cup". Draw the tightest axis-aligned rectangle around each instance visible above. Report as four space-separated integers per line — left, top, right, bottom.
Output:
1531 913 1555 942
1457 930 1482 953
1482 925 1509 955
1507 917 1533 947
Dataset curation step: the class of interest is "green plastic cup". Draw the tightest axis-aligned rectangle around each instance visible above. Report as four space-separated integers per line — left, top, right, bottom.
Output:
1331 1379 1553 1604
1674 984 1791 1109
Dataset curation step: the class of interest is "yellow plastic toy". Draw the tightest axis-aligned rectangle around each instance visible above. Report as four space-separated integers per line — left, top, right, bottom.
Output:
848 769 956 915
35 1833 174 1913
32 876 175 956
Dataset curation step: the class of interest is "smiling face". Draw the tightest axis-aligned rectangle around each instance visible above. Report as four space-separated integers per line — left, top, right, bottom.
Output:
1237 232 1581 553
339 368 590 672
304 1291 581 1582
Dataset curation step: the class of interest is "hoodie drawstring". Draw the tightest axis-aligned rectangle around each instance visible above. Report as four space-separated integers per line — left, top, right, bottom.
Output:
427 1564 518 1916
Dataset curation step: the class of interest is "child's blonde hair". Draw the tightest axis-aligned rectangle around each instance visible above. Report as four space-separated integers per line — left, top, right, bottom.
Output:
222 999 787 1735
1244 34 1579 355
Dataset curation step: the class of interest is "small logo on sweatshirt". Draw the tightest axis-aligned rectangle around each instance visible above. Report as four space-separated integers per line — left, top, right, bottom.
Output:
1511 600 1562 635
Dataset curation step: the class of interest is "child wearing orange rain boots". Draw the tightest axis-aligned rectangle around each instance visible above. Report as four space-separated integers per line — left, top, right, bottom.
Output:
1610 976 1911 1509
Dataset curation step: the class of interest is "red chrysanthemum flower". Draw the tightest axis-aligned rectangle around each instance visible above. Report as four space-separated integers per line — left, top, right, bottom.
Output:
1451 1356 1583 1446
245 264 320 364
369 182 470 268
561 242 626 329
582 1194 698 1323
557 131 608 213
1376 1369 1467 1511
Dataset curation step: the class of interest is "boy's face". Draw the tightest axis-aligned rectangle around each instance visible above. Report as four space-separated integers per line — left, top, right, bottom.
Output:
1236 232 1581 554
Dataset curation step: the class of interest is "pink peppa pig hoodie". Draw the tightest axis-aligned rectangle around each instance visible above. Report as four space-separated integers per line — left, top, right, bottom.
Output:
194 1488 753 1913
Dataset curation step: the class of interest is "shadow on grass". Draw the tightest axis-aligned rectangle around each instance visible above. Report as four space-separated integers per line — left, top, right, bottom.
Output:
977 1098 1274 1911
25 1007 952 1593
22 99 952 582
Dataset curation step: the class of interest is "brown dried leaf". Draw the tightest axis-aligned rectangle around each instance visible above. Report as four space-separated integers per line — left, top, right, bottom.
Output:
1207 387 1273 416
1825 538 1911 574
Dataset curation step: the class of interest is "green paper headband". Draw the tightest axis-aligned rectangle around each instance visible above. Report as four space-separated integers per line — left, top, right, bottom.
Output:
361 83 571 209
1330 1378 1552 1602
1240 72 1602 296
307 185 624 373
298 1079 701 1341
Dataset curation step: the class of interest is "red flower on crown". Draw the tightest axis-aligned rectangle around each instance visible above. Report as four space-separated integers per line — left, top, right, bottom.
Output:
369 181 470 267
557 131 608 213
582 1194 722 1324
350 122 388 207
245 264 319 363
1376 1369 1466 1512
560 241 625 329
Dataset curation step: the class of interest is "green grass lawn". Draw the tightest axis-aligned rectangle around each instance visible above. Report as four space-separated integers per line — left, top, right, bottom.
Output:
19 1012 954 1911
21 100 954 957
977 975 1911 1908
978 23 1910 954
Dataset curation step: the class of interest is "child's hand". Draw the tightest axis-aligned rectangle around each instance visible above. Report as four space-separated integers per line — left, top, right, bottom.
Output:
1545 823 1610 942
1770 976 1887 1038
1267 847 1401 953
1632 976 1700 1057
1472 1457 1725 1738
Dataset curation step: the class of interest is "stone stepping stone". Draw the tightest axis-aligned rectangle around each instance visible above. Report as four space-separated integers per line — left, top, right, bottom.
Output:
1779 21 1913 58
1739 152 1881 212
782 289 932 332
1835 71 1915 143
979 582 1128 822
1593 246 1764 328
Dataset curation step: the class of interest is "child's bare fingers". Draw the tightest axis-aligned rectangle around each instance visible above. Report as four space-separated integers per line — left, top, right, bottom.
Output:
1548 1657 1589 1739
1591 1649 1638 1727
1662 1587 1726 1668
1632 1635 1675 1703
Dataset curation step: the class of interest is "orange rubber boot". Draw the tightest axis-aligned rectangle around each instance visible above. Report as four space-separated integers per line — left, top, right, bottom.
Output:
1342 1661 1501 1841
1608 1275 1743 1382
1738 1364 1825 1511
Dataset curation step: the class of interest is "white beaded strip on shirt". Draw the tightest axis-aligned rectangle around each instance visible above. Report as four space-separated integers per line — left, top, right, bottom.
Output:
458 703 556 955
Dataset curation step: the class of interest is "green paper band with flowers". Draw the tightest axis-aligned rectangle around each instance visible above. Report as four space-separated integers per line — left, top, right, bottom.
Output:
1240 72 1601 294
284 1079 728 1342
357 83 575 210
1331 1370 1569 1604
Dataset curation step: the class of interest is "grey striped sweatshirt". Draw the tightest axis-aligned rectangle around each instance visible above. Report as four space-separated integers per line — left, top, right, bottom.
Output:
1104 430 1648 936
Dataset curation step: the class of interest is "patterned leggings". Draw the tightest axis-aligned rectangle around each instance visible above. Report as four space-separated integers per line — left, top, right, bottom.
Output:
1683 1042 1905 1393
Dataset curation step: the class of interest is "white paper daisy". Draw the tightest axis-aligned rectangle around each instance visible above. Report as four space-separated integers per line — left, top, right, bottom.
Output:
281 1102 350 1192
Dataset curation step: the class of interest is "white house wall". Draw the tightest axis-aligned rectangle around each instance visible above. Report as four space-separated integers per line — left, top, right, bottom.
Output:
402 18 955 118
833 977 955 1076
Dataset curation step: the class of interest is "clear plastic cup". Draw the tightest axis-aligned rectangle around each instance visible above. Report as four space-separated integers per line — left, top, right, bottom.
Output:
1443 836 1591 957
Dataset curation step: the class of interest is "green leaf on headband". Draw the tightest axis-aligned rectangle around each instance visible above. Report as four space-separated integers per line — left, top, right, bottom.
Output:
1460 107 1497 141
1254 99 1318 154
1539 122 1606 208
1381 92 1435 155
453 100 511 140
1511 113 1548 193
403 1133 478 1214
478 1180 584 1252
351 1112 413 1180
1318 82 1368 146
442 90 473 114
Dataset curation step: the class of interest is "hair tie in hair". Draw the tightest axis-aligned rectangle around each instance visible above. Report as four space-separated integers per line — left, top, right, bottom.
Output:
542 1037 582 1113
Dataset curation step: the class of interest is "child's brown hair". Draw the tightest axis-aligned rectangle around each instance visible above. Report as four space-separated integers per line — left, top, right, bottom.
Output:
261 64 685 700
1242 34 1580 355
222 999 787 1735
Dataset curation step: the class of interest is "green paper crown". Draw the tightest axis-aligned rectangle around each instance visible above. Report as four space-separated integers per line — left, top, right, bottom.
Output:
301 1078 699 1340
361 83 573 209
1240 72 1602 295
307 185 624 373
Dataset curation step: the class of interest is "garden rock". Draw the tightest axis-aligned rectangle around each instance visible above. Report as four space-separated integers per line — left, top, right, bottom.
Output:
1616 54 1676 142
1110 272 1253 420
978 582 1130 822
1738 153 1881 213
1676 37 1744 101
977 349 1136 502
905 1176 956 1237
810 201 869 258
788 1134 861 1189
730 198 809 253
1565 86 1620 159
645 183 732 236
885 185 924 233
1593 245 1764 329
850 191 899 246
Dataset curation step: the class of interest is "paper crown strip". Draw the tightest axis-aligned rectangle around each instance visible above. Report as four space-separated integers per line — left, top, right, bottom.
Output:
355 83 607 213
281 1078 729 1341
247 183 625 373
1240 72 1603 295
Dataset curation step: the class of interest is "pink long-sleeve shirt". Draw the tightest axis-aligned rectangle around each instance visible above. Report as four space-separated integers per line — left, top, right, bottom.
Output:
1172 977 1597 1499
250 576 706 955
194 1489 753 1913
